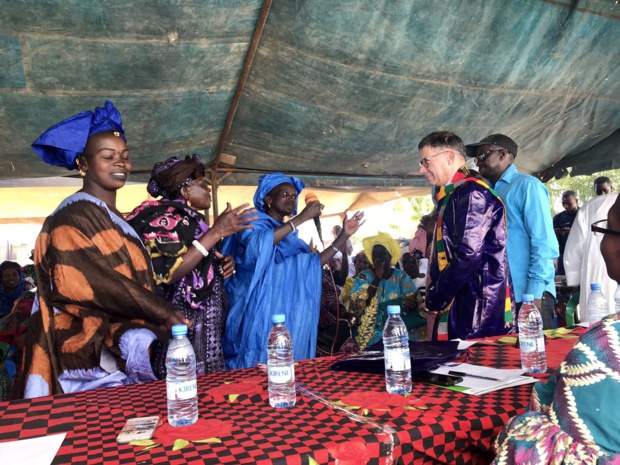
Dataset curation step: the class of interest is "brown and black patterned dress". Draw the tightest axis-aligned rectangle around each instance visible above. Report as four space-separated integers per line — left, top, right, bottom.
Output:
22 193 177 398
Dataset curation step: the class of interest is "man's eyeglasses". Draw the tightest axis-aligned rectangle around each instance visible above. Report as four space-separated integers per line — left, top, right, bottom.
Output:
419 150 449 168
475 148 503 163
591 219 620 237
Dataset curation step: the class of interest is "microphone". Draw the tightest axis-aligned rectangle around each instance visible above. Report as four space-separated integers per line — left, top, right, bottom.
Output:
305 191 323 243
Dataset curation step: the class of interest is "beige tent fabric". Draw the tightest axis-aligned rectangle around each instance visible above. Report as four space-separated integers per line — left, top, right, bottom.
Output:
0 178 429 224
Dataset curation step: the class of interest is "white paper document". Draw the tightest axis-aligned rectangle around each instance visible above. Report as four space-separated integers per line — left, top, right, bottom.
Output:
432 364 538 395
0 433 66 465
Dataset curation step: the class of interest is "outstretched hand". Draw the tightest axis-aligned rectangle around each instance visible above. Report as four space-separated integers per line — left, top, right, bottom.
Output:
212 203 258 238
343 211 365 236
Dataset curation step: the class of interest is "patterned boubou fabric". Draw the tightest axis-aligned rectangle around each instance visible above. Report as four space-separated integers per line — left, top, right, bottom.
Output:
22 193 176 397
349 268 425 350
127 199 228 377
493 312 620 464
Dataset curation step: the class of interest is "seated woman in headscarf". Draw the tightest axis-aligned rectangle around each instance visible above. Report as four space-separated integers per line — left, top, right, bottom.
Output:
0 261 26 318
222 172 365 369
340 251 371 311
22 101 188 398
0 261 26 399
316 259 359 357
492 191 620 463
126 155 256 377
0 264 37 401
349 232 426 350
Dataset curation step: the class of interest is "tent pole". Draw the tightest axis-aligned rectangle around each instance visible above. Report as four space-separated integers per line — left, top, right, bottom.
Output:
210 167 219 224
209 0 272 222
211 0 273 173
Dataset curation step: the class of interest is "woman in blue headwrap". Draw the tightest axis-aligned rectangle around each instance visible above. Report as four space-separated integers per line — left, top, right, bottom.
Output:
22 101 189 398
222 173 365 369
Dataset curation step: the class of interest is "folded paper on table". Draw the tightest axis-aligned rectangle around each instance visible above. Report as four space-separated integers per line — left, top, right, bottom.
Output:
0 433 66 465
330 340 467 374
431 364 537 395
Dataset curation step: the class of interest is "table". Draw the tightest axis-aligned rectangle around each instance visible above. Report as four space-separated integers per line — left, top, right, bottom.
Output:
0 332 581 464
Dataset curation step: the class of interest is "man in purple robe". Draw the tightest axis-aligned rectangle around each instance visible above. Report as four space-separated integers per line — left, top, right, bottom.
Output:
418 131 515 340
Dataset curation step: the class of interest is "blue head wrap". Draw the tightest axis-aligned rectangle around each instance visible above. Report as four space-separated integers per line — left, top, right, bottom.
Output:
31 100 126 170
253 172 305 215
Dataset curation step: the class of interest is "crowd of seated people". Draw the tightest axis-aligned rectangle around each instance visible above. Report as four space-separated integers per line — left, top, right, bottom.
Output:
5 101 619 461
0 260 37 401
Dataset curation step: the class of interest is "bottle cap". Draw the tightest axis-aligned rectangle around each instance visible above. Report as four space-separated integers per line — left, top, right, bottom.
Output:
272 314 285 323
387 305 401 314
521 294 534 302
171 324 188 337
591 283 602 291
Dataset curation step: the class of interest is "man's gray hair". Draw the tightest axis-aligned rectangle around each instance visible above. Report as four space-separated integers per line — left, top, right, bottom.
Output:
418 131 466 158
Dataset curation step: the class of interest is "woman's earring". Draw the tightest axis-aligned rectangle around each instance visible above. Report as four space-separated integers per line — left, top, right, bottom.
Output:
79 170 86 177
187 199 192 207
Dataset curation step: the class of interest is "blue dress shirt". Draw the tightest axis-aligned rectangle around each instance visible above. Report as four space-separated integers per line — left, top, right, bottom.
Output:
492 164 559 301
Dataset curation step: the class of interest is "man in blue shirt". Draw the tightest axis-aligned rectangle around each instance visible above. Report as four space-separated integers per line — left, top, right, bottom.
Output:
466 134 559 328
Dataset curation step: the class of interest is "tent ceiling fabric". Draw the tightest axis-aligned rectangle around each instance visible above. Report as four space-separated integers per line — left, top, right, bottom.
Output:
0 1 618 187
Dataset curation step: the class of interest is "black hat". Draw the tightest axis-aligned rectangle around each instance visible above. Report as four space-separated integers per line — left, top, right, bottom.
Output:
465 134 518 158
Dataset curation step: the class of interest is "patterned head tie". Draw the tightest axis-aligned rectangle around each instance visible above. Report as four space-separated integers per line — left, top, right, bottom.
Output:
147 154 205 198
31 100 125 170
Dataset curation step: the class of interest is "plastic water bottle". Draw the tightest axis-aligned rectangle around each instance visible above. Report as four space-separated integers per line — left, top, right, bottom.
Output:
518 294 547 374
267 314 296 408
587 283 609 325
614 283 620 314
166 324 198 427
383 305 412 394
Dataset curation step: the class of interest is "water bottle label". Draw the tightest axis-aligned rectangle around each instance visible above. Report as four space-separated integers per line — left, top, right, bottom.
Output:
167 379 197 400
268 364 294 383
519 337 544 353
384 349 411 371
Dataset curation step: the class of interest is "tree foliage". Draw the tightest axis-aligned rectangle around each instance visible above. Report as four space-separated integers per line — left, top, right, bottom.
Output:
546 169 620 215
367 168 620 243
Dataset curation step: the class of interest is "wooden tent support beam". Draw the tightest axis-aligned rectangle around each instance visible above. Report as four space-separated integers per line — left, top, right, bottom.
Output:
210 0 273 219
211 0 272 168
206 167 236 220
209 166 218 223
207 164 426 181
211 0 272 169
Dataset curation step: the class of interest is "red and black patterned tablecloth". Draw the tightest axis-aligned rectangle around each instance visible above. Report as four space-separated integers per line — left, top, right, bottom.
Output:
0 333 581 464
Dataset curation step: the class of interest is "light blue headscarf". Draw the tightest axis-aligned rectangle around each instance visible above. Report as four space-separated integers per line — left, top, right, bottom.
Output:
253 173 305 216
223 173 321 370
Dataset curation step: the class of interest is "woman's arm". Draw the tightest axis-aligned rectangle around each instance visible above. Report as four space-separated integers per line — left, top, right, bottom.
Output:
271 201 322 245
319 212 365 266
167 203 256 283
332 254 349 286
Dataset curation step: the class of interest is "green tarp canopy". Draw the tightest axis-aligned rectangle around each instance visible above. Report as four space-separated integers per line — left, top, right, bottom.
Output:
1 0 618 196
